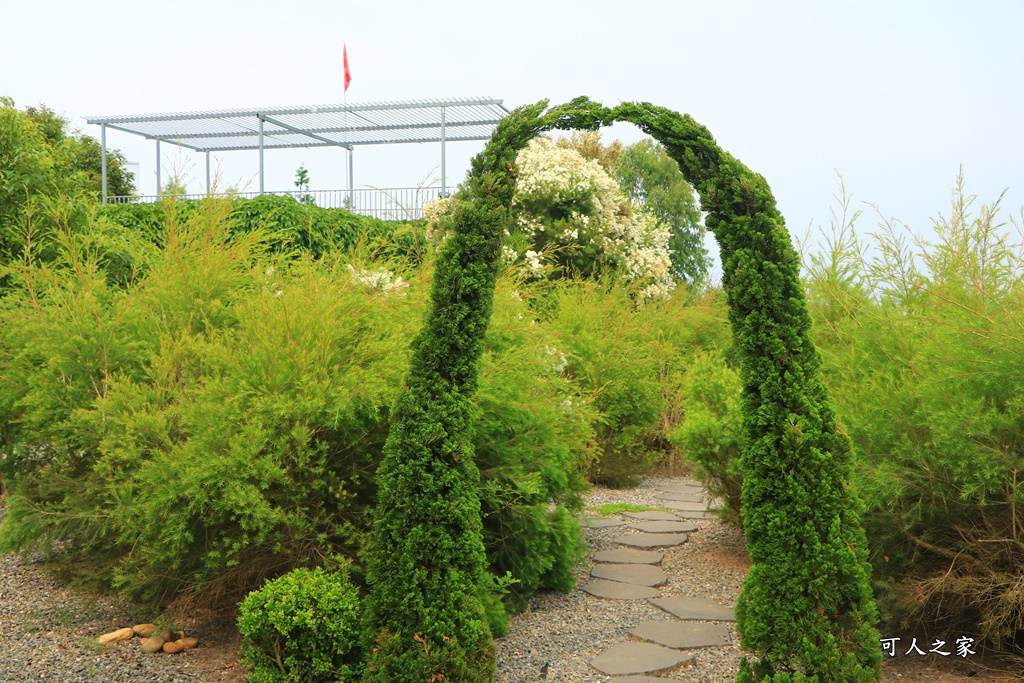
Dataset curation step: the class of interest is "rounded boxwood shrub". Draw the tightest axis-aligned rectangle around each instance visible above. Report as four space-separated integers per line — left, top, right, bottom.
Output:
237 566 364 683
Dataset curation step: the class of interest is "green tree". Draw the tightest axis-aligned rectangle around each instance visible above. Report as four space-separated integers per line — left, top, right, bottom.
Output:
24 103 136 198
617 139 708 284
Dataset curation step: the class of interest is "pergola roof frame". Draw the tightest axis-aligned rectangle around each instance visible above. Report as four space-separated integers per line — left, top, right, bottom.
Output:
86 97 511 202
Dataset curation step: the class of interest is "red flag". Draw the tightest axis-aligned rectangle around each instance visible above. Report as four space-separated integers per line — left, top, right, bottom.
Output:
343 43 352 92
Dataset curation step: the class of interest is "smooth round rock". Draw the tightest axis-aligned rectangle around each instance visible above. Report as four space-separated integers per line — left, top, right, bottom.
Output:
591 563 667 587
163 640 184 654
614 533 688 548
629 520 698 533
649 595 736 621
580 579 660 600
589 641 695 676
630 619 731 649
98 627 134 645
140 635 165 654
176 637 199 649
133 623 158 638
622 511 678 521
593 549 663 564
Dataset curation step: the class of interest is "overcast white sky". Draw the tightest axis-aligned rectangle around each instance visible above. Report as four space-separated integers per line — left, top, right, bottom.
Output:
3 0 1022 278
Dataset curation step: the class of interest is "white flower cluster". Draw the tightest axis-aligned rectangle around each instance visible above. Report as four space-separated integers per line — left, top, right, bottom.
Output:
422 196 453 242
524 249 544 272
512 137 675 300
263 266 283 298
544 344 568 374
346 264 409 296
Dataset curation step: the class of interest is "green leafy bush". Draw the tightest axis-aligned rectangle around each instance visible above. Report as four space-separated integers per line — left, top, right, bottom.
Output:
237 566 364 683
670 349 744 526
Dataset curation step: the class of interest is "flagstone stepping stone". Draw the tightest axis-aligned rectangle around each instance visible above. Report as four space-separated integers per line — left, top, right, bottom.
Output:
649 595 736 621
581 516 625 528
671 509 717 520
660 500 710 512
593 548 663 564
591 563 667 587
614 533 688 548
629 619 731 649
629 520 698 533
580 579 660 600
589 641 695 676
654 483 704 495
655 490 704 502
622 510 678 521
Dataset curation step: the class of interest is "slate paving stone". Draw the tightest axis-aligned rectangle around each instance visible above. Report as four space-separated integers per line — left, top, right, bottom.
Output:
580 579 660 600
660 500 710 512
592 548 664 564
589 641 695 676
622 510 678 521
581 516 626 528
671 509 717 520
654 491 704 502
654 483 705 495
591 563 667 587
629 520 698 533
614 533 689 548
649 595 736 621
629 619 731 649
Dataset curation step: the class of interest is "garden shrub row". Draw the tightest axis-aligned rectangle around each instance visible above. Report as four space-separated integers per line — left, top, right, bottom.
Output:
0 194 592 620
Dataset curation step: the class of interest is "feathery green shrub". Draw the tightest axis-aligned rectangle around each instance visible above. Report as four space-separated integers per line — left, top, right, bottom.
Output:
0 193 592 616
670 349 744 526
803 178 1024 653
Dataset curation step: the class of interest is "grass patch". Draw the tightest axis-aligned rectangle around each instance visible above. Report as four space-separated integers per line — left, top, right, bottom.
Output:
586 503 663 516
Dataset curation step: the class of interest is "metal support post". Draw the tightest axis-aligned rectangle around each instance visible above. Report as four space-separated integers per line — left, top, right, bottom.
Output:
347 146 354 209
101 124 108 204
156 140 161 196
258 116 264 194
440 106 447 197
206 152 211 194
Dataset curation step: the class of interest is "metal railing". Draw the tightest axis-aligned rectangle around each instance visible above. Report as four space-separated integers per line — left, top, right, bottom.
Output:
106 187 446 221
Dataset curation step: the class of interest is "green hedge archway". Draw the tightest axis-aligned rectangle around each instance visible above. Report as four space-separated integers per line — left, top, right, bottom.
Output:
362 97 882 683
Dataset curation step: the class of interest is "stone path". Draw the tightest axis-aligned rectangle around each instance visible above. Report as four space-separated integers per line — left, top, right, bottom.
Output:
581 482 736 679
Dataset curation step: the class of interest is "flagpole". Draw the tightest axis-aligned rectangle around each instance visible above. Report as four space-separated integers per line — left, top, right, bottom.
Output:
343 40 351 209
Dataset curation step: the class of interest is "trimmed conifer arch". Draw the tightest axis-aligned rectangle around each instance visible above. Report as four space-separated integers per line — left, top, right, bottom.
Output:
363 97 882 682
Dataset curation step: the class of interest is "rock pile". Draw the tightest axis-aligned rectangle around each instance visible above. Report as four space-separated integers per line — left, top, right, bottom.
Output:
97 623 200 655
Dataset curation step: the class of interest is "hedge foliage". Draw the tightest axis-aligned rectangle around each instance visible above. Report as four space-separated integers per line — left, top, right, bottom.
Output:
238 566 364 683
612 101 882 682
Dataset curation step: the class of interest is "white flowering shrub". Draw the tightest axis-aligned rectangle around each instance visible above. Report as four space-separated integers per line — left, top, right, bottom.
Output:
346 264 409 296
510 137 675 301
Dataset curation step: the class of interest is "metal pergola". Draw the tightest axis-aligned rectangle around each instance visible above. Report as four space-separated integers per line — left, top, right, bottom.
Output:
86 97 510 203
